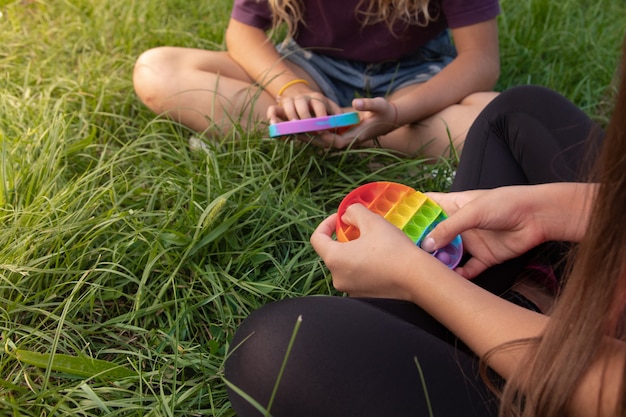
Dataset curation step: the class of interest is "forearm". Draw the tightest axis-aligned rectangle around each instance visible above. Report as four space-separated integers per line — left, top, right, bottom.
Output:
403 258 548 374
529 182 598 243
393 20 500 125
404 260 624 417
395 55 497 124
225 19 310 99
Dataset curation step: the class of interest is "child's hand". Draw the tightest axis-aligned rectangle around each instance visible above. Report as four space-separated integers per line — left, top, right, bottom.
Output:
315 97 398 149
267 92 341 123
310 204 437 300
424 187 548 279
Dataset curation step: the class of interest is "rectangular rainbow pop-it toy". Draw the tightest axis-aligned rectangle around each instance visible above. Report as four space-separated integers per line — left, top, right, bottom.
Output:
336 182 463 268
269 112 360 137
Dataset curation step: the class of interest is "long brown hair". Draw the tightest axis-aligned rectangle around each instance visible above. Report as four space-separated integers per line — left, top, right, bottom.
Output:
267 0 434 40
498 36 626 417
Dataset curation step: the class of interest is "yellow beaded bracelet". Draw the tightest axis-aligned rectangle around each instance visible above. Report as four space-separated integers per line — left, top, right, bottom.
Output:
276 79 309 103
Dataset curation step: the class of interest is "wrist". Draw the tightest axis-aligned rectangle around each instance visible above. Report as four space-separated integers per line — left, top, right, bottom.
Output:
275 79 309 104
534 183 596 242
390 101 399 125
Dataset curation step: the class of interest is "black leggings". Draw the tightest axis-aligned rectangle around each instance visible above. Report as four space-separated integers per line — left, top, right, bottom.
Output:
225 86 604 417
454 85 603 296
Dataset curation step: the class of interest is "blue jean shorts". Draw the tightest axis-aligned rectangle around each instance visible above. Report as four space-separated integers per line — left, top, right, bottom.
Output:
275 31 457 107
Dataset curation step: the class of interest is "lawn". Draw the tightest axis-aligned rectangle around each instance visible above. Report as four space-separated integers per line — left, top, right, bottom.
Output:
0 0 624 415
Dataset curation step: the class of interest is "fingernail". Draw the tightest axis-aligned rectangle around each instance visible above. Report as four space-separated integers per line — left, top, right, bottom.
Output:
353 99 363 109
421 236 436 253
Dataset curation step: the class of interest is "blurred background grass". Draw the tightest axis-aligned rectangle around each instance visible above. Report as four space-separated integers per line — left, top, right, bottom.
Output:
0 0 624 415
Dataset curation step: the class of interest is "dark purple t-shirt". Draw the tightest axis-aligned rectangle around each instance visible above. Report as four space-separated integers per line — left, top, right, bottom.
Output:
231 0 499 63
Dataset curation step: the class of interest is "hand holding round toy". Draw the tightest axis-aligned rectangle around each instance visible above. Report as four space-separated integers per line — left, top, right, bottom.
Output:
336 182 463 269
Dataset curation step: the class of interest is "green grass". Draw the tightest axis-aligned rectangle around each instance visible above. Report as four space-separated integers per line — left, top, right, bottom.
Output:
0 0 624 415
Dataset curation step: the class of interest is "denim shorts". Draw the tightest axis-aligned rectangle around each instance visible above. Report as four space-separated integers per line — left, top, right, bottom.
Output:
276 31 457 107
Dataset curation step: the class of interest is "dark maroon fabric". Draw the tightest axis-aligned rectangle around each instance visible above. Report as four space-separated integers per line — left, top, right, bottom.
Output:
230 0 500 62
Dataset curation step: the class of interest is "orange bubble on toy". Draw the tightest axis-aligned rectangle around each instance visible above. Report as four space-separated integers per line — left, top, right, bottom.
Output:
336 182 463 268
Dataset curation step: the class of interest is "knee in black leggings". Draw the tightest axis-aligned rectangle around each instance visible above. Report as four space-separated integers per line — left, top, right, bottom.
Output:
225 297 498 417
453 85 603 191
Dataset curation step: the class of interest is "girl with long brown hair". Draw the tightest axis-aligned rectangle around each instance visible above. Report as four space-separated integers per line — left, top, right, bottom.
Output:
133 0 500 156
224 40 625 417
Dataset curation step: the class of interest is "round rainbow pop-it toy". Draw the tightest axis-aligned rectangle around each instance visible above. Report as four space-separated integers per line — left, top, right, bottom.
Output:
336 181 463 269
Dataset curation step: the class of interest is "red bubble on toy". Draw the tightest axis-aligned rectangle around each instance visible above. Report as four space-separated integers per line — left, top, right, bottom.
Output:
336 182 463 269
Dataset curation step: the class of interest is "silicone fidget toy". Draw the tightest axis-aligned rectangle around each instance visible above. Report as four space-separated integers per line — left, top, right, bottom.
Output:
268 112 360 138
336 181 463 269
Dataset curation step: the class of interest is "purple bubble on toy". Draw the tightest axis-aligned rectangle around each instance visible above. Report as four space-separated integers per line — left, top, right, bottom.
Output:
434 251 452 266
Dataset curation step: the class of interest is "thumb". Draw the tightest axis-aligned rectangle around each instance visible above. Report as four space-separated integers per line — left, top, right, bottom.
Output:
341 203 377 230
352 97 387 113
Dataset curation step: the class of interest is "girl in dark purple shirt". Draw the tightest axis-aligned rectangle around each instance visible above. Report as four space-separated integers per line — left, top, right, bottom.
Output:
134 0 500 157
